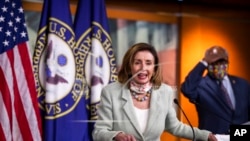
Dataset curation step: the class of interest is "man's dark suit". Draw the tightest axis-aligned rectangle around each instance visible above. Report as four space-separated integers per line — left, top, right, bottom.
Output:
181 62 250 134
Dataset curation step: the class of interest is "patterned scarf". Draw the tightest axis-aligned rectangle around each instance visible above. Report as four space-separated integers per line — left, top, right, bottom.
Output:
130 80 152 94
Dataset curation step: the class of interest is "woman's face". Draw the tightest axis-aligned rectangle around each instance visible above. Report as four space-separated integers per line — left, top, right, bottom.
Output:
131 51 155 84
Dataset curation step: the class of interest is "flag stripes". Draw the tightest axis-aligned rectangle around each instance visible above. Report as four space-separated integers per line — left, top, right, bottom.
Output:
0 43 42 141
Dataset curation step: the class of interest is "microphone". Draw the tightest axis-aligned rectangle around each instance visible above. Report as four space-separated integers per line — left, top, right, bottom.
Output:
190 99 232 124
174 98 196 141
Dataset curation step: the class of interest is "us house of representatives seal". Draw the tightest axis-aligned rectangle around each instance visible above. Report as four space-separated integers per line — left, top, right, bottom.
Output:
75 21 117 120
33 18 88 119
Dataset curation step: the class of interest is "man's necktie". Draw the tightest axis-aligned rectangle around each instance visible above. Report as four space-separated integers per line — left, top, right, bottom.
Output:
219 81 234 110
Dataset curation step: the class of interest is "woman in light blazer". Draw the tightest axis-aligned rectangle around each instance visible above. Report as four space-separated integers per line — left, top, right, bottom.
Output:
92 43 217 141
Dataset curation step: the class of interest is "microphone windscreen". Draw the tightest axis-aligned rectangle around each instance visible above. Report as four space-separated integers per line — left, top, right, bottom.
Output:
173 98 179 104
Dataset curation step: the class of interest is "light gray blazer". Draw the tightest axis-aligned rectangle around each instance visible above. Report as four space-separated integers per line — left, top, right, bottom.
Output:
92 82 211 141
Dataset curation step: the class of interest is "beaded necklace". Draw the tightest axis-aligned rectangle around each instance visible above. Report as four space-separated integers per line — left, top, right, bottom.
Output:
131 89 152 102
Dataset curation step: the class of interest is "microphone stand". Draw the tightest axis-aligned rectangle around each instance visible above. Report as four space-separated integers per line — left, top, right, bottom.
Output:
174 99 196 141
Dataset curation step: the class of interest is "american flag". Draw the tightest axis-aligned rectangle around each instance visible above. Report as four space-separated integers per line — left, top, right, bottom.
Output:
0 0 42 140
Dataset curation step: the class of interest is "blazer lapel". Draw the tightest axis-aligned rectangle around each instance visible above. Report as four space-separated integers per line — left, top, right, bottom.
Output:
205 76 234 111
228 75 238 109
144 89 161 134
205 76 219 96
121 88 142 136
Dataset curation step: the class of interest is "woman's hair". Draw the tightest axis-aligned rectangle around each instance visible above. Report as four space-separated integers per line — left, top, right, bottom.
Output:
118 42 162 88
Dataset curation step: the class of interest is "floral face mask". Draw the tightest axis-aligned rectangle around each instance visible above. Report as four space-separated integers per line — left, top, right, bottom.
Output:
208 63 228 80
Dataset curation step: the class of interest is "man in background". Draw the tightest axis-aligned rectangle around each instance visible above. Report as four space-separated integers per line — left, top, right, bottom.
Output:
181 45 250 134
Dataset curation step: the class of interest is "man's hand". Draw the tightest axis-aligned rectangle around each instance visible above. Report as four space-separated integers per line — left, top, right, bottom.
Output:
203 46 228 64
208 133 218 141
203 49 215 64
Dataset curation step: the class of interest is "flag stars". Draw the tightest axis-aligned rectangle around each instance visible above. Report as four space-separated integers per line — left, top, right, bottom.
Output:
10 11 14 17
8 20 13 27
5 30 11 36
15 16 21 23
1 0 32 53
12 2 16 8
1 6 7 12
18 7 23 13
14 26 18 32
0 16 5 22
1 0 29 54
20 31 27 37
3 40 9 47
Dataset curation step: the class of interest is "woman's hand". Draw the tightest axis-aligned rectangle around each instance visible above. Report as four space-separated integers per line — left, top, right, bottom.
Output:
208 133 218 141
114 132 136 141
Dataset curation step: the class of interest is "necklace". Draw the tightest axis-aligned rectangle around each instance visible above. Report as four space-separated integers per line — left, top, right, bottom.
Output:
131 89 152 102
